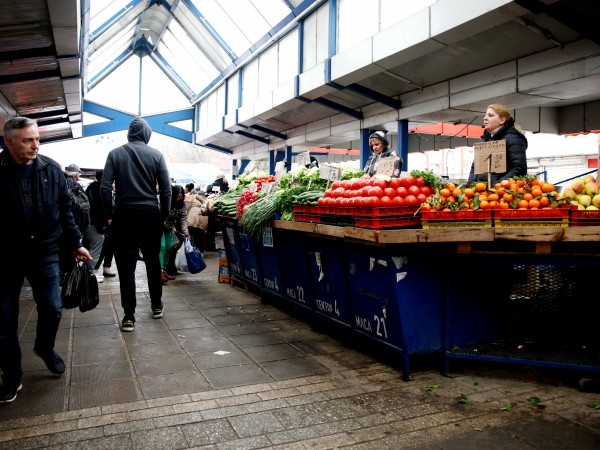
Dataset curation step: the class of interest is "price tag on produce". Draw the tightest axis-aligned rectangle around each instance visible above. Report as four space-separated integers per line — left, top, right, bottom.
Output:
275 160 286 176
296 151 311 167
473 140 506 174
376 157 397 177
248 182 258 193
319 163 341 181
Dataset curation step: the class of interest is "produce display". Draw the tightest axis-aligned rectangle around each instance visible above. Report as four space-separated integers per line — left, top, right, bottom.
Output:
207 166 599 231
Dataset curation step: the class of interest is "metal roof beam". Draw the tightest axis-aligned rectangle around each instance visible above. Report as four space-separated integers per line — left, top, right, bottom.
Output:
235 130 269 144
0 69 61 85
249 124 287 140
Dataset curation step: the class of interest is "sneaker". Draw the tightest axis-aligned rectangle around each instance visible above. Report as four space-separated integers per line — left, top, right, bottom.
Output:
122 319 135 332
96 273 105 283
0 383 22 404
34 349 66 375
152 308 163 319
103 267 117 277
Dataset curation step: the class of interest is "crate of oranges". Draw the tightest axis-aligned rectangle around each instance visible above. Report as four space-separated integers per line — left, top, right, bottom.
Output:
421 176 570 228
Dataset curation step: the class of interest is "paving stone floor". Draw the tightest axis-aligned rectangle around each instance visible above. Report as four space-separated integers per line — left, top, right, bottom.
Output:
0 251 599 449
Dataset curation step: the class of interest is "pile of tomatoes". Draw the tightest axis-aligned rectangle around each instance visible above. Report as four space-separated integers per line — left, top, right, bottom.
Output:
237 190 260 217
253 175 277 192
317 175 434 208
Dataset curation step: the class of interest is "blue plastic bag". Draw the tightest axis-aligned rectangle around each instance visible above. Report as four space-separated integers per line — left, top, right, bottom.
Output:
184 237 206 274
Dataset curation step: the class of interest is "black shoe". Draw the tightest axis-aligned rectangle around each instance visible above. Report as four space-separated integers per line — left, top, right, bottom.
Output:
34 349 66 375
0 383 22 404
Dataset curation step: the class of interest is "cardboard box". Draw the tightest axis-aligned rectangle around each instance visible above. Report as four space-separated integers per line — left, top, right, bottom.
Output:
215 232 224 250
218 257 228 267
218 265 230 283
473 140 506 174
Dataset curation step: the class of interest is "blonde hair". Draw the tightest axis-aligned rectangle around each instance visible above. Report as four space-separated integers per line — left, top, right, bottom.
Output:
487 103 523 132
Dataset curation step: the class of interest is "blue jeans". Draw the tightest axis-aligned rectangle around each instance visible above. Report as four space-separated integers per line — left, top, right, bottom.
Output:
0 254 62 385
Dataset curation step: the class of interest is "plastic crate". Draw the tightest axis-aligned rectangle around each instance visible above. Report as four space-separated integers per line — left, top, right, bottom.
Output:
354 215 421 230
570 207 600 226
494 207 570 228
421 209 492 229
355 205 420 217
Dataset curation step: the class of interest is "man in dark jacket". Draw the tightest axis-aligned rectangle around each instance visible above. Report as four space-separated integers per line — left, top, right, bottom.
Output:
101 117 171 332
0 117 91 404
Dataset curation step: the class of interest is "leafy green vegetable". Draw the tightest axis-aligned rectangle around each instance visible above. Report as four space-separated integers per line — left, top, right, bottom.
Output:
458 393 470 404
410 168 442 188
527 397 541 405
425 384 440 392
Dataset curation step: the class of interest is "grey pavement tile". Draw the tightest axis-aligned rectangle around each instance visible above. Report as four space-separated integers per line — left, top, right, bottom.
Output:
217 322 272 336
190 348 254 370
133 353 197 377
201 405 248 420
202 364 274 389
71 361 134 384
180 336 238 353
244 398 289 413
165 316 214 329
285 392 329 406
215 393 262 407
180 418 238 446
229 332 286 348
127 341 184 359
271 403 331 429
216 435 272 450
434 426 537 450
244 343 306 363
45 427 106 447
152 411 204 428
69 379 141 409
121 330 176 346
138 371 211 399
103 417 155 436
172 326 225 339
261 357 330 381
267 417 362 445
130 426 189 450
46 433 133 450
72 345 129 365
228 410 286 437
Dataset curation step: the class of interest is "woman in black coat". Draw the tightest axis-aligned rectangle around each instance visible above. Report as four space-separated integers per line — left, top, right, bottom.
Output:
467 104 528 184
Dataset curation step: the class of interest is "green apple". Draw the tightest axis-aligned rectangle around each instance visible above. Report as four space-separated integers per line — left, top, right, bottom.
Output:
592 194 600 208
579 194 592 207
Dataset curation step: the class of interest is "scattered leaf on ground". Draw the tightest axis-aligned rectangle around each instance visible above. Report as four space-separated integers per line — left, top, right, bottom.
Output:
425 384 441 392
527 396 541 404
500 404 514 411
587 403 600 409
458 393 470 404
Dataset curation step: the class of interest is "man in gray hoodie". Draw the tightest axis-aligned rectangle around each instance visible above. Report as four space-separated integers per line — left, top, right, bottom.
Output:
101 117 171 332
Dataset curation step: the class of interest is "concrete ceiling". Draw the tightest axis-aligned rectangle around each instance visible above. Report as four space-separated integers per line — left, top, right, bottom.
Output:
1 0 599 151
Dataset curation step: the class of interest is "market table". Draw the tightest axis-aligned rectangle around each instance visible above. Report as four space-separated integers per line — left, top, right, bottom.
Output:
221 219 600 380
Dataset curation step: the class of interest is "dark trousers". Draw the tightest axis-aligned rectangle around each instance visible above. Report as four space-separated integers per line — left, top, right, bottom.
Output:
0 254 61 385
111 209 163 321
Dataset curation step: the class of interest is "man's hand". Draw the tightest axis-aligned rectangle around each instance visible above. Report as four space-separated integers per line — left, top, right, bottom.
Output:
74 247 92 261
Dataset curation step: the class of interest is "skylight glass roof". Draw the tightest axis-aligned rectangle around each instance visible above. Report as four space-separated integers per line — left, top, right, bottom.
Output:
84 0 303 114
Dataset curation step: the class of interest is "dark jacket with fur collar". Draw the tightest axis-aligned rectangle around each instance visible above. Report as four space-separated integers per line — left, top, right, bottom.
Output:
468 118 528 184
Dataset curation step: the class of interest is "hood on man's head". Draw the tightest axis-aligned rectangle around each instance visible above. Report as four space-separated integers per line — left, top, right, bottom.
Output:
127 117 152 144
65 163 81 175
369 131 389 147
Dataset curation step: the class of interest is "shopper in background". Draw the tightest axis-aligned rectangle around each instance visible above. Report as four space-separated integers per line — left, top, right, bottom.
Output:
0 117 91 404
206 174 229 194
363 131 402 178
101 117 171 332
467 103 528 184
83 169 108 283
184 183 195 201
186 191 209 255
161 184 190 282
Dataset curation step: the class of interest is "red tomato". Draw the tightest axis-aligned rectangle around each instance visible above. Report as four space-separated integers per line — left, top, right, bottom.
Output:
408 185 421 196
335 197 344 206
404 195 418 206
349 179 361 190
361 186 371 196
368 196 381 207
368 186 384 198
339 180 349 189
318 197 325 206
380 196 393 207
331 181 340 190
420 185 432 196
372 178 387 190
392 196 405 207
388 177 401 189
324 189 332 198
414 176 425 187
416 193 427 204
333 187 345 197
384 187 397 198
399 176 414 188
396 186 408 197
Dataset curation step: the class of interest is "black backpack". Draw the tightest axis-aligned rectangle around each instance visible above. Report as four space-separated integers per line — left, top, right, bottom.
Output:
68 179 91 231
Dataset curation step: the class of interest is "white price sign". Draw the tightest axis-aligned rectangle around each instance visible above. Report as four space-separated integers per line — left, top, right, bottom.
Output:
376 157 397 177
296 151 311 167
319 164 342 181
275 160 286 175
